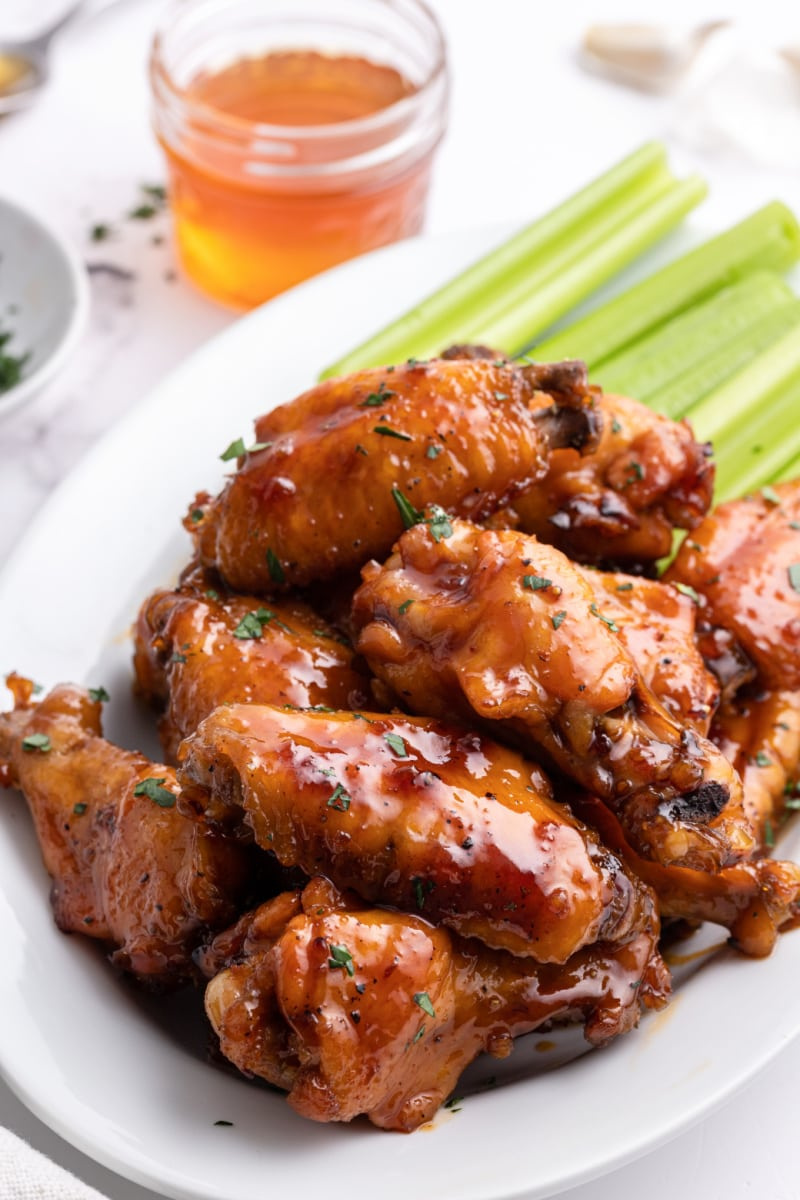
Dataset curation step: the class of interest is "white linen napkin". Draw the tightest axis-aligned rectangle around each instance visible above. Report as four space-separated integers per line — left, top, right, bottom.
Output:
0 1128 109 1200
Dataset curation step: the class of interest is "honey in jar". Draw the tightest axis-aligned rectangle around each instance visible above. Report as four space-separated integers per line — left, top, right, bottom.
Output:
150 0 449 310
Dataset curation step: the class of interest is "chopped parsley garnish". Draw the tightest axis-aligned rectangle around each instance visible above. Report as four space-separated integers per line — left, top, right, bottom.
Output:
328 944 355 976
392 486 423 529
88 686 110 703
129 203 158 220
552 610 567 630
233 611 264 639
413 992 436 1018
142 183 167 204
627 461 644 480
616 582 634 592
673 582 701 604
444 1095 463 1111
205 588 220 601
427 505 453 543
171 652 188 664
359 384 396 407
90 222 112 242
384 732 408 757
355 443 369 456
134 776 176 807
426 444 443 459
398 598 414 615
0 328 29 393
755 751 772 767
762 486 781 505
788 564 800 594
266 548 285 584
764 818 775 848
213 1120 233 1127
611 417 622 434
411 876 434 910
373 425 412 441
220 437 246 462
73 802 88 815
590 602 619 633
522 575 551 591
412 1025 426 1044
22 733 50 753
327 784 351 812
190 508 204 523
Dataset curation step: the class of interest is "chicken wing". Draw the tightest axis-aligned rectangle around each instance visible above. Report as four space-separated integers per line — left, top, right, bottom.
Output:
506 392 713 567
200 877 669 1131
133 563 371 761
177 705 656 963
0 680 251 986
352 518 753 873
576 567 719 734
711 685 800 849
190 357 600 591
665 482 800 690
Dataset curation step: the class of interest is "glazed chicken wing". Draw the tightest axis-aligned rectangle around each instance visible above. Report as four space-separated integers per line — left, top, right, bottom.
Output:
352 518 752 874
0 680 250 986
506 392 714 568
200 878 669 1131
134 563 370 760
666 482 800 690
191 357 600 591
177 705 656 963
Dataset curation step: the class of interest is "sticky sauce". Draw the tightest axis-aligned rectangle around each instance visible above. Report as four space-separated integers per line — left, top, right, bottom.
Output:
158 50 435 308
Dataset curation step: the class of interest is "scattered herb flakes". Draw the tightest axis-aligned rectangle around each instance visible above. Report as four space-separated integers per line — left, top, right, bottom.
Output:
411 1025 426 1044
552 610 567 630
90 222 112 242
522 574 551 592
755 751 772 767
189 508 204 524
788 564 800 594
590 602 619 633
392 486 423 530
398 598 414 615
790 522 800 532
220 437 246 462
249 440 272 453
88 686 110 703
611 418 622 435
493 391 509 401
128 203 158 221
426 444 443 459
171 652 188 664
627 461 644 480
673 582 701 604
213 1120 233 1127
22 733 51 753
0 328 29 393
31 682 43 694
233 611 265 639
413 991 436 1018
327 783 351 812
266 548 286 585
444 1095 463 1111
73 802 88 815
427 506 453 543
785 796 800 811
762 486 781 506
134 776 176 807
616 582 634 592
353 713 374 723
764 818 775 848
355 443 369 456
142 183 167 204
411 876 434 910
384 732 408 757
205 588 220 601
328 944 355 976
373 425 412 441
359 393 388 408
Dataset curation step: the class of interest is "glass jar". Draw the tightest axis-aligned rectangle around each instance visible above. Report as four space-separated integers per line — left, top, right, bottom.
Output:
150 0 449 309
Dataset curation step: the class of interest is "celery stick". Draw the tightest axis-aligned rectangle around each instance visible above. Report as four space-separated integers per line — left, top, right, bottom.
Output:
533 203 800 365
456 176 706 350
775 452 800 483
714 375 800 501
594 272 795 399
651 301 800 418
320 142 679 379
687 324 800 445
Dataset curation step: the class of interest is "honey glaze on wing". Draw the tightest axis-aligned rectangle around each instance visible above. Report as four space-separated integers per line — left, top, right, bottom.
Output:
178 705 651 963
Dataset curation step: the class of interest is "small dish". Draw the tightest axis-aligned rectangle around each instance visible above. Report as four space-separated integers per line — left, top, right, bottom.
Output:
0 194 89 418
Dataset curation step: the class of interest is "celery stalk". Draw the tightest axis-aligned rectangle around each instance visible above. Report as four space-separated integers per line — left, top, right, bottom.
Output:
533 203 800 365
319 142 688 379
713 375 800 501
775 452 800 484
457 176 707 351
594 272 795 401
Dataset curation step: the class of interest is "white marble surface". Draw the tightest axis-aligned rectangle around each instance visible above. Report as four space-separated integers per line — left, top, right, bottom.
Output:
1 1 800 1197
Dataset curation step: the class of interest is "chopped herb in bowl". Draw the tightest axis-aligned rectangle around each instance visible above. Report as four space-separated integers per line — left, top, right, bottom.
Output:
0 325 29 394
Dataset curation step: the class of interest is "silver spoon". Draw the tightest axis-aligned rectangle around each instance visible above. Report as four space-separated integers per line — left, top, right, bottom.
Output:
0 2 84 115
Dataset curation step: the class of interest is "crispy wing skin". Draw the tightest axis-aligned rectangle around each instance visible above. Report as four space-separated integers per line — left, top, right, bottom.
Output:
572 793 800 958
711 686 800 849
507 393 714 567
133 563 370 761
353 519 752 873
0 683 250 986
177 705 655 963
577 568 719 734
666 483 800 690
201 878 669 1132
191 357 600 591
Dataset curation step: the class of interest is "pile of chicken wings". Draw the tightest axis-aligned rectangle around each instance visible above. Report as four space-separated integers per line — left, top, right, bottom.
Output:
3 351 799 1132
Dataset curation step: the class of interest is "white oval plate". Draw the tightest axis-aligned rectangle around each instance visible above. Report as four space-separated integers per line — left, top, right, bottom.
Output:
1 220 799 1200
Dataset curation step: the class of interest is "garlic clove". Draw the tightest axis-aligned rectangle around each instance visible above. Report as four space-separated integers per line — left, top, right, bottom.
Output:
581 21 729 93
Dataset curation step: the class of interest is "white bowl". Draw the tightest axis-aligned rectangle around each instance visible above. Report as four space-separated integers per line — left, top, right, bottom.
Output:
0 194 89 418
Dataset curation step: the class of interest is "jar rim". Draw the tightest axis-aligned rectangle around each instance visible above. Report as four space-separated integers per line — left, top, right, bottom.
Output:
150 0 448 146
